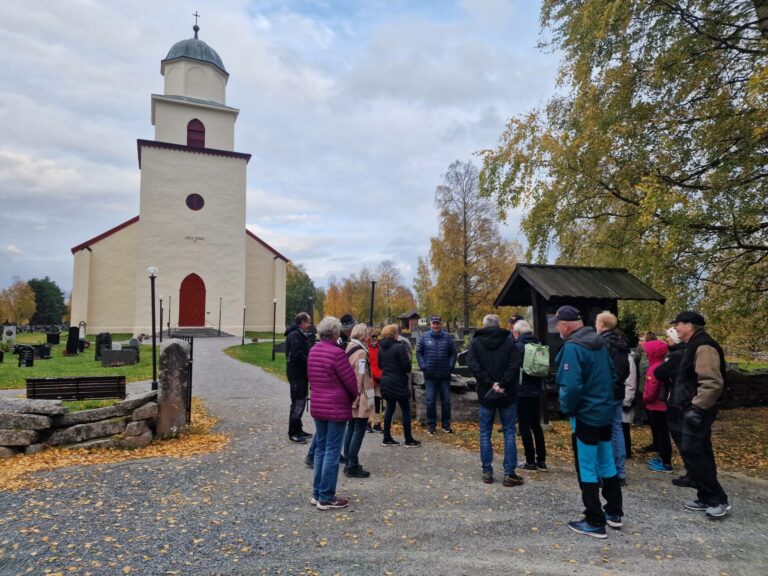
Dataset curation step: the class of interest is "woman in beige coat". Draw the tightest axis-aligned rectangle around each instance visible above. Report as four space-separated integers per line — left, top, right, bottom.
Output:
342 323 377 478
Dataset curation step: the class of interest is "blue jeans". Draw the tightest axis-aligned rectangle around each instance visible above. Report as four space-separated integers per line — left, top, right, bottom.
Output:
425 378 451 430
611 401 626 479
342 417 368 469
312 419 347 502
479 404 517 476
307 434 317 460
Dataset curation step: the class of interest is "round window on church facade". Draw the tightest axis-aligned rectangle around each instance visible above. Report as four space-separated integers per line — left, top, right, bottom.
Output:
186 193 205 211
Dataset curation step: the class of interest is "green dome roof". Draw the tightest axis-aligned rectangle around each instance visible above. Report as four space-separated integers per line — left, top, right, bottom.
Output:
163 27 227 74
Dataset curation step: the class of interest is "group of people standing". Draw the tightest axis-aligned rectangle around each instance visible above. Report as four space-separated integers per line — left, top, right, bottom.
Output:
284 313 459 510
282 304 731 533
554 305 731 539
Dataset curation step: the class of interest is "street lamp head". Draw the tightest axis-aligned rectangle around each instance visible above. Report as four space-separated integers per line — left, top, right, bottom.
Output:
147 266 159 278
273 298 277 304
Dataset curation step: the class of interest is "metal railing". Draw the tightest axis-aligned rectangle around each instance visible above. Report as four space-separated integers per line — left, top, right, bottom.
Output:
170 334 194 423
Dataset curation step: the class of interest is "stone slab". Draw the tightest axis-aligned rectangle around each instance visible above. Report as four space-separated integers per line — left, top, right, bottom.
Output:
0 446 20 458
132 402 158 421
62 436 121 450
117 391 158 412
0 411 52 430
120 430 153 448
47 417 129 446
25 443 47 455
124 420 150 437
53 404 130 427
0 398 66 415
0 429 39 446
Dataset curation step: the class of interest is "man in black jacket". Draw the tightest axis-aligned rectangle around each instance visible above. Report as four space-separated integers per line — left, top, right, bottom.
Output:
467 314 523 486
596 311 630 486
285 312 312 443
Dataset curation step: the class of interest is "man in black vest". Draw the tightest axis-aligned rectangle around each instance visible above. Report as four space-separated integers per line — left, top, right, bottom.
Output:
669 311 730 519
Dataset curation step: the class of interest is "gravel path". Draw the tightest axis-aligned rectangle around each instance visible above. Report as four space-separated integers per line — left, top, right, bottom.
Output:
1 337 766 575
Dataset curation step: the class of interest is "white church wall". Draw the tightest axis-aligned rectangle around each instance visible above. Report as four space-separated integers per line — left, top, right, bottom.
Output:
133 146 247 335
72 223 138 334
153 99 236 151
245 237 287 332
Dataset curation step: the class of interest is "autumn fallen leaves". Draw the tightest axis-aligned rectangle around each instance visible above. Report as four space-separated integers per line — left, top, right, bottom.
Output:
424 407 768 479
0 397 229 491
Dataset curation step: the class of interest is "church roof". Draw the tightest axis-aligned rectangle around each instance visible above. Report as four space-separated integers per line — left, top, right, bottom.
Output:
162 27 228 75
246 229 289 262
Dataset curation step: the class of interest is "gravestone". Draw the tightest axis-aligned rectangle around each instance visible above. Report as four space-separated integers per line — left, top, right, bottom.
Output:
65 327 80 355
17 345 34 368
124 337 141 361
32 344 52 359
156 340 190 439
101 348 138 367
2 325 16 347
94 333 112 360
46 331 60 345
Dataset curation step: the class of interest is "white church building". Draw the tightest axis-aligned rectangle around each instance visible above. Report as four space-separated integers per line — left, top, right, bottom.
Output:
70 25 287 336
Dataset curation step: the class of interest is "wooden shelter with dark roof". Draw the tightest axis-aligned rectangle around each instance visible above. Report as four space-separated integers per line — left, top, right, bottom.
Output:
494 264 666 354
398 310 420 332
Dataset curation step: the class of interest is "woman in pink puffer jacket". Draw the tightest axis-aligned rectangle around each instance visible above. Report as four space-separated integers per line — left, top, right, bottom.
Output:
643 339 673 472
307 316 358 510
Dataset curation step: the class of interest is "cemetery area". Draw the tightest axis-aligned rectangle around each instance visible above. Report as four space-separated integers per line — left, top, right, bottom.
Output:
0 330 153 390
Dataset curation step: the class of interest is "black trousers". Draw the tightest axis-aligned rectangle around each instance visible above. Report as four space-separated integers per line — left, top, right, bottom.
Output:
647 409 672 466
517 396 547 465
679 408 728 506
667 407 689 476
288 379 308 436
621 422 632 457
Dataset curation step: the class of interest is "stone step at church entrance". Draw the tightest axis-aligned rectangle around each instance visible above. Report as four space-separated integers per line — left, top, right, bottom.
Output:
166 328 233 338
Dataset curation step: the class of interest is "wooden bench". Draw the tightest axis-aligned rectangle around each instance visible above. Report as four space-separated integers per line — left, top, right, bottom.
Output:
26 376 127 400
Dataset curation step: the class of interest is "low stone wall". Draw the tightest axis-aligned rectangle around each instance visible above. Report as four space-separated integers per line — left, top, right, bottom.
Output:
0 392 158 458
0 337 192 459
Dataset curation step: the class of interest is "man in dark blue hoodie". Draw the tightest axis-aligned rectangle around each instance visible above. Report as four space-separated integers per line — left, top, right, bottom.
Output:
555 305 623 539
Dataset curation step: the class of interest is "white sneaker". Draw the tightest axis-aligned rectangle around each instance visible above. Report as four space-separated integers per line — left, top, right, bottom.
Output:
705 503 732 519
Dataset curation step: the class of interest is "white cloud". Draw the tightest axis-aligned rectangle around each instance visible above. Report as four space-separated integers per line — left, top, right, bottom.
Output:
0 0 555 292
5 245 22 255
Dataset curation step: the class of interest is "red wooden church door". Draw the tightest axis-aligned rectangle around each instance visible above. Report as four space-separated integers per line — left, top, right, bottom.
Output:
179 273 206 327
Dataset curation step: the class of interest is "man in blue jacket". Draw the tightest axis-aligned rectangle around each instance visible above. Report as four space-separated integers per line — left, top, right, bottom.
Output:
555 305 623 539
416 316 457 434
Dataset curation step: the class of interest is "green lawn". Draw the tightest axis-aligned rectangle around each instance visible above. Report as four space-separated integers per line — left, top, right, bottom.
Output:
244 331 281 342
225 341 286 379
0 342 155 390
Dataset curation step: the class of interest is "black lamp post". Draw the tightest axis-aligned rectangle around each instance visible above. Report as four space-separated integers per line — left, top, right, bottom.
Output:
241 305 246 346
167 295 172 336
218 297 222 337
271 298 277 361
159 296 163 343
147 266 159 391
369 280 377 327
308 295 314 325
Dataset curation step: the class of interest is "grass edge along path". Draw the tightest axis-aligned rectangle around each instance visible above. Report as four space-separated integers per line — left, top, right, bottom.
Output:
0 397 229 492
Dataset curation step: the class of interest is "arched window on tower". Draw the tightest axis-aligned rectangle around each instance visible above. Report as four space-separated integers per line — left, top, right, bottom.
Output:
187 119 205 148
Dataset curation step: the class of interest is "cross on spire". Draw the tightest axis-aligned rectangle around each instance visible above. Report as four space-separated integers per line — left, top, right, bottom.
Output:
192 11 200 38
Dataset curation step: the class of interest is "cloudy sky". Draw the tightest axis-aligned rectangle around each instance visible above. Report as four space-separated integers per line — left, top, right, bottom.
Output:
0 0 559 293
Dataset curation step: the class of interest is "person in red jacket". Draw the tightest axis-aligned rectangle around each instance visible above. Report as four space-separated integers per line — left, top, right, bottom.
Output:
366 327 384 433
643 339 673 473
307 316 359 510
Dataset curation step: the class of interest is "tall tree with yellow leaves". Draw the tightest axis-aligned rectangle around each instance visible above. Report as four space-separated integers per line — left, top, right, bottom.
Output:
0 279 36 324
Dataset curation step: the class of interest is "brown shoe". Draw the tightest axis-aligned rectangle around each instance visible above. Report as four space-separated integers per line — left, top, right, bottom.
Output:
503 474 524 487
482 472 493 484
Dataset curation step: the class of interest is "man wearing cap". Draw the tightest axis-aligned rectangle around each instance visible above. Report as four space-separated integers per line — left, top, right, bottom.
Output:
554 305 623 539
416 315 458 434
668 311 730 519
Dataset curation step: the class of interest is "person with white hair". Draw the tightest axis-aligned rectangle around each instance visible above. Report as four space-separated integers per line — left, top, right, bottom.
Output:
512 319 548 471
307 316 359 510
467 313 524 486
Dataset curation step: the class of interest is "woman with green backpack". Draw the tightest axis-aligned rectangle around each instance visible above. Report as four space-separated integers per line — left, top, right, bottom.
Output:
512 320 549 471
